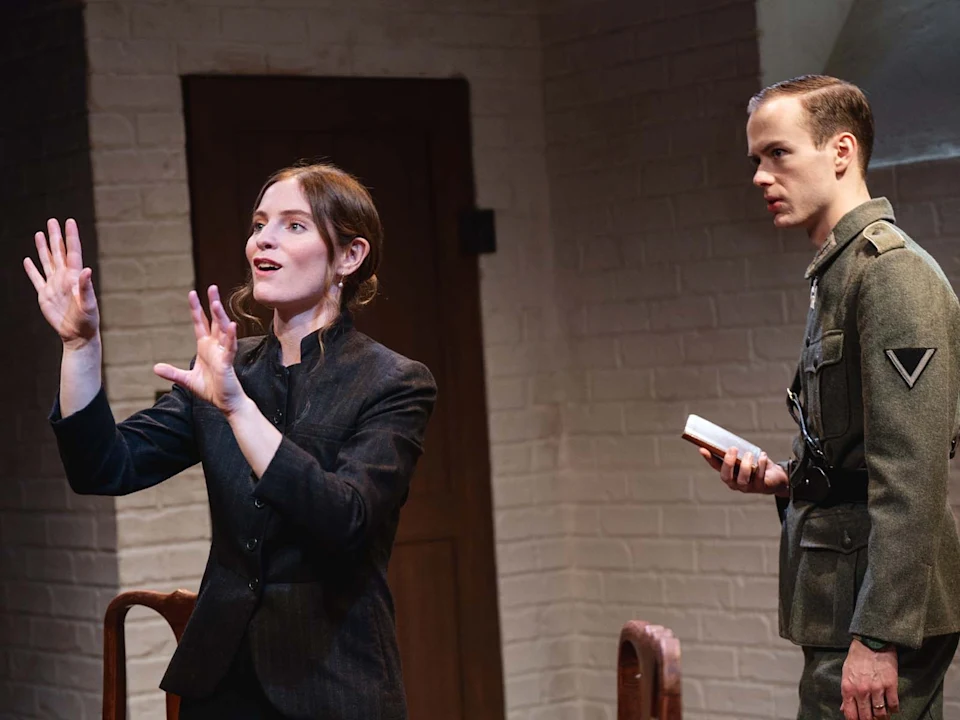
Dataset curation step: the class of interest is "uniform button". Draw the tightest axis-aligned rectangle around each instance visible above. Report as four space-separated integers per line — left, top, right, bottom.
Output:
254 497 265 509
248 578 259 592
841 531 853 550
245 538 259 552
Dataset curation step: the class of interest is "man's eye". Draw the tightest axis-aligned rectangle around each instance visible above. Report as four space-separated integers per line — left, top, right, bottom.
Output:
772 149 786 158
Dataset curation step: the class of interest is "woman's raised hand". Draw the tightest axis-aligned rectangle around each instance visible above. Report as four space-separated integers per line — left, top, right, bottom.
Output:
154 286 248 416
24 219 100 348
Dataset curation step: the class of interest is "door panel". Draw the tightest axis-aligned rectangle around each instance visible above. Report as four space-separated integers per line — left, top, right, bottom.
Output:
183 76 503 719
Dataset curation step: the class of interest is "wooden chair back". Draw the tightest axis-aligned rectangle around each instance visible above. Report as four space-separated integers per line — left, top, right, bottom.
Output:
102 589 197 720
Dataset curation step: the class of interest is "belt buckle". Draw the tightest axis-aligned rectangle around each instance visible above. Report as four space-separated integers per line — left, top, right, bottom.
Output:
791 462 831 503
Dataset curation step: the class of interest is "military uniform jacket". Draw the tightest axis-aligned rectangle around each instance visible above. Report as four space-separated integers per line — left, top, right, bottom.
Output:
780 198 960 650
50 314 437 719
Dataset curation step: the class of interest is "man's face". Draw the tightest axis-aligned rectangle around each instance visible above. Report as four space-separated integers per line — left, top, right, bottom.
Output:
747 96 838 233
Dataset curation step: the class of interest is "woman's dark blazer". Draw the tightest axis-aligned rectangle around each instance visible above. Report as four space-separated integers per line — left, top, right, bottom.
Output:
50 315 437 719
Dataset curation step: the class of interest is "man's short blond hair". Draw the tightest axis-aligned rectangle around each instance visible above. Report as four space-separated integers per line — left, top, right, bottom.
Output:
748 75 875 176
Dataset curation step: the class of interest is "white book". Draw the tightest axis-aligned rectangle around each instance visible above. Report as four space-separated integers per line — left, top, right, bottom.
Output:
682 414 762 475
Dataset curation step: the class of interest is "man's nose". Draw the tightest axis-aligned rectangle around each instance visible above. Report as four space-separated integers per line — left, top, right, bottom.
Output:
753 168 773 188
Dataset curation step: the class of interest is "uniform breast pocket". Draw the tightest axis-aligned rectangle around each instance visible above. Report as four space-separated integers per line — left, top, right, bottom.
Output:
802 329 849 440
790 507 870 647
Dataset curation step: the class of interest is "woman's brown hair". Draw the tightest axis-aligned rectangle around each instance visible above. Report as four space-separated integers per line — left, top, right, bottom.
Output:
230 162 383 330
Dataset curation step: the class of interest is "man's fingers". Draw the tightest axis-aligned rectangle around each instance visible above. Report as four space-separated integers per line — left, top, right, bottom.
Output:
699 448 723 471
870 691 889 719
840 697 858 720
719 447 738 486
885 685 900 715
840 694 856 720
736 452 754 488
856 692 873 720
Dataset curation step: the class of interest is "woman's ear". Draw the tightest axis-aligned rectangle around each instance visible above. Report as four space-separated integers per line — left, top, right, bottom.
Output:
338 236 370 280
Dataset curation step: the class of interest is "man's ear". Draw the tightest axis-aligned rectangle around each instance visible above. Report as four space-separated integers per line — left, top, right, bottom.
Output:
834 132 859 175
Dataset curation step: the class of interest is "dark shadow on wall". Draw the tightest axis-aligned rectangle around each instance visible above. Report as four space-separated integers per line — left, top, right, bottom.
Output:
827 0 960 166
0 0 119 717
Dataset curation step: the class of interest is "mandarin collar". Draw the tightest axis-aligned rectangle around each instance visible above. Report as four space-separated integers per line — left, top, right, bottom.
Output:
265 310 354 368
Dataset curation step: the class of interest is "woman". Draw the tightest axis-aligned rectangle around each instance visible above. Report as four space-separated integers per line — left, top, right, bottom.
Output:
24 163 437 719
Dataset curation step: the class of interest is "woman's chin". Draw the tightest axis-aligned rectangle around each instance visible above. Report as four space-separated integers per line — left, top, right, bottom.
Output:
251 289 278 309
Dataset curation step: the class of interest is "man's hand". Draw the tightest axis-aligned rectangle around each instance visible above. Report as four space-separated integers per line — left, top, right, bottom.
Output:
840 638 899 719
699 446 789 496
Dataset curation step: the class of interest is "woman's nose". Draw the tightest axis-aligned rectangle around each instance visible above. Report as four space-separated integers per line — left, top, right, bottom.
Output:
256 225 278 248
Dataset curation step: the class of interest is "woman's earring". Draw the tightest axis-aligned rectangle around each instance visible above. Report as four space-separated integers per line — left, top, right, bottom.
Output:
337 279 344 289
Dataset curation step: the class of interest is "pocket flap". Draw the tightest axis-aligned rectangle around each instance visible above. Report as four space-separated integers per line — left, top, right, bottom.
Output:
799 509 870 554
802 330 844 373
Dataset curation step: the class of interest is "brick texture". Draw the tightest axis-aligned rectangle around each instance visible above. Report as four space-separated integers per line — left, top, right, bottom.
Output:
0 2 118 718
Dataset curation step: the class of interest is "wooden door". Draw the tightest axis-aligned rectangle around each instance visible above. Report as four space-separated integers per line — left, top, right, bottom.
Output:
183 76 504 719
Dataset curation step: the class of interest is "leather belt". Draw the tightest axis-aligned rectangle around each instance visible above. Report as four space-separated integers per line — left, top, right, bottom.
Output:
791 467 868 506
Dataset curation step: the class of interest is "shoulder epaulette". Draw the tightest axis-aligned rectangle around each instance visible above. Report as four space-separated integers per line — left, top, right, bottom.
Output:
864 220 906 255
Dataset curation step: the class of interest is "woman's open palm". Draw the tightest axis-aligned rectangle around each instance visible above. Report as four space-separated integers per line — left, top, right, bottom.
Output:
154 286 247 415
24 219 100 347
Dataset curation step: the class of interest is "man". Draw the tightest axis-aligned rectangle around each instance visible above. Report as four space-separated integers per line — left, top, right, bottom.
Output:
698 75 960 719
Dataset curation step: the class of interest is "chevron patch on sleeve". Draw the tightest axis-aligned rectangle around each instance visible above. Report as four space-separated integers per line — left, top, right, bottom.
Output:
885 348 936 389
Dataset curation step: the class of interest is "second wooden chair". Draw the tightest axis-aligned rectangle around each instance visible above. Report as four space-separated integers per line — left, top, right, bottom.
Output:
617 620 682 720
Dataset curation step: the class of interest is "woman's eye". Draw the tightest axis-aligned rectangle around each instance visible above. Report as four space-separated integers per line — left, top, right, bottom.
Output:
289 222 304 232
253 222 265 232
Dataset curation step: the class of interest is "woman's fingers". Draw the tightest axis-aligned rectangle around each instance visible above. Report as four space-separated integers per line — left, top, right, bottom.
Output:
77 268 98 314
153 362 190 387
188 290 211 341
207 286 225 344
210 300 234 349
47 219 66 270
34 231 55 278
23 257 46 292
64 218 83 271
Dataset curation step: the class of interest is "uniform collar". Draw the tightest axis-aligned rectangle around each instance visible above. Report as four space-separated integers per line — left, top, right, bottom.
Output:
804 197 896 279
